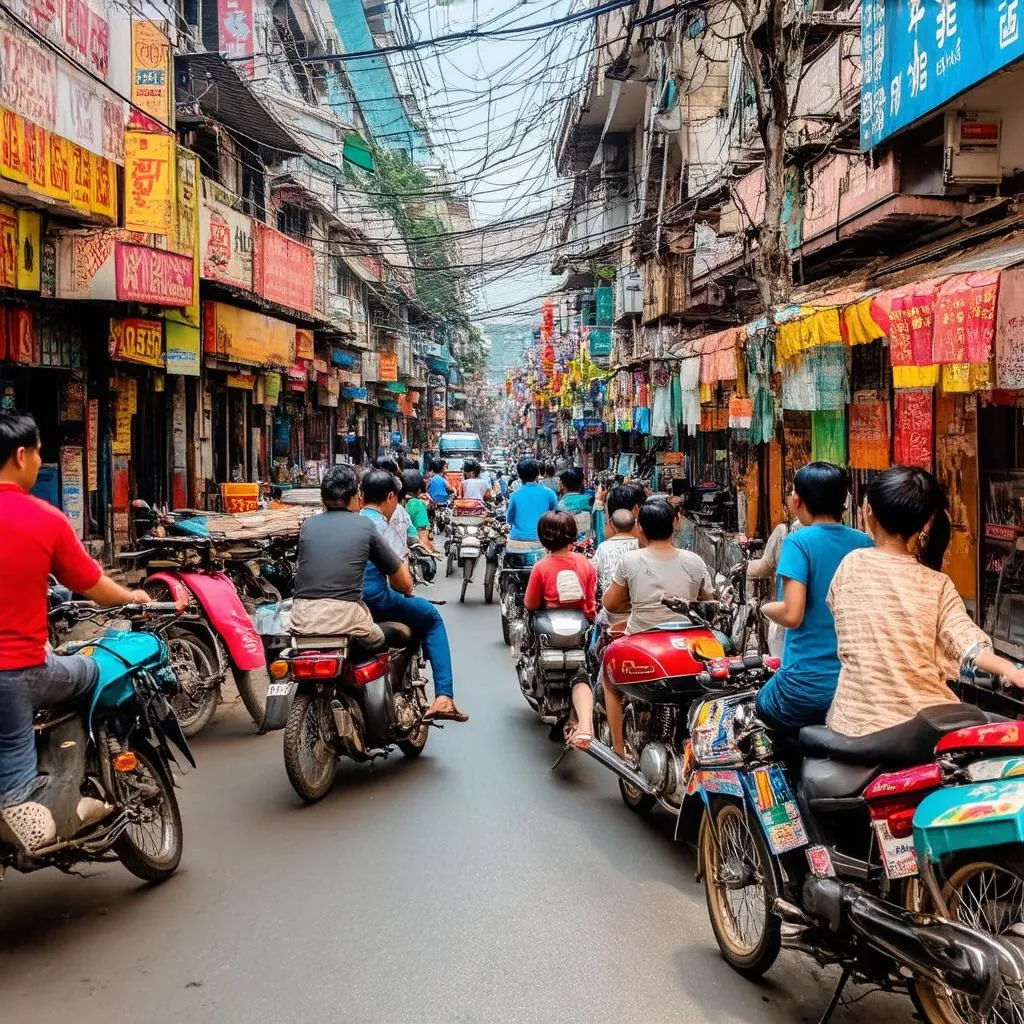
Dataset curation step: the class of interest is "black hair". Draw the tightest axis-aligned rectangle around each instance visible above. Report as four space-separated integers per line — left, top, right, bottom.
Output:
537 510 578 551
867 466 951 571
321 465 359 509
431 458 447 473
606 485 636 517
401 469 425 497
463 458 480 477
638 500 677 542
375 457 400 475
629 483 648 509
794 461 850 520
517 457 539 482
0 411 40 467
560 468 584 493
361 468 399 505
542 461 555 476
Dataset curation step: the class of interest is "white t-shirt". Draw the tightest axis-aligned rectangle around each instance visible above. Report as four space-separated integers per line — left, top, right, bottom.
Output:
594 535 639 627
462 477 489 500
386 503 414 559
613 546 714 634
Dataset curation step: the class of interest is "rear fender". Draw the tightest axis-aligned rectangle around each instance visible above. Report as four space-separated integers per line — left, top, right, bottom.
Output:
361 675 394 743
173 570 265 671
260 677 297 733
914 779 1024 861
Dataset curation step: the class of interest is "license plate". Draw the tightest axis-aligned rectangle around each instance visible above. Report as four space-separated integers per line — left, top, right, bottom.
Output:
267 682 292 698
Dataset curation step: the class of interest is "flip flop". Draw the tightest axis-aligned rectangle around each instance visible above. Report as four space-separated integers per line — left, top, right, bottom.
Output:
569 731 593 752
423 699 470 723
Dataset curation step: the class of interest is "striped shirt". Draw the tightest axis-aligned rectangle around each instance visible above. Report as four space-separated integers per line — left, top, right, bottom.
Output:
825 547 991 737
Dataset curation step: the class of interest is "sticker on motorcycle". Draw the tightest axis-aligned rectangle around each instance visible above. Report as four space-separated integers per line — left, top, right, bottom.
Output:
694 769 743 798
744 765 808 854
873 820 918 879
806 844 835 878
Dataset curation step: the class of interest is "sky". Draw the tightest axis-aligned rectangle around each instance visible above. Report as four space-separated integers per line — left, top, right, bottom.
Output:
397 0 591 323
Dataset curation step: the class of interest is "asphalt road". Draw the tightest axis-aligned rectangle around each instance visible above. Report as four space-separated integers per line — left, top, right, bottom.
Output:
0 571 914 1024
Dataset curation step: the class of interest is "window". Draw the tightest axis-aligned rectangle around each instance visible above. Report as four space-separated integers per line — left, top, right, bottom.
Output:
277 203 309 242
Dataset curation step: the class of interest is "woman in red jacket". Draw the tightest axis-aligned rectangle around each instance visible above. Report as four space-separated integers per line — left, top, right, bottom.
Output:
524 510 597 749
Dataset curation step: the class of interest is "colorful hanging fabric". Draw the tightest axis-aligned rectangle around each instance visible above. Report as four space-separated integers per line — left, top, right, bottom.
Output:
893 389 934 469
932 270 1000 365
848 396 890 470
995 266 1024 389
776 306 842 363
680 357 700 434
781 345 848 411
842 298 886 346
728 395 754 430
699 329 739 383
651 385 671 437
751 387 776 445
893 365 940 389
940 362 991 393
811 409 847 465
872 279 941 366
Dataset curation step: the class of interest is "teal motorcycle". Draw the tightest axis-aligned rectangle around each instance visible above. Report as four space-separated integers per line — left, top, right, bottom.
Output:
0 596 194 883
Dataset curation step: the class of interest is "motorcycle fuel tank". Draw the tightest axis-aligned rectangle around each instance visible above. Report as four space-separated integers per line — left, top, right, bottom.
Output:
603 625 724 703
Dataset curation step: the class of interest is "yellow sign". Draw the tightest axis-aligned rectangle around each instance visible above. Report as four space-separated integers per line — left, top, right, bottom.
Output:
109 318 165 368
227 372 255 390
112 409 133 455
16 209 40 291
70 144 91 212
203 300 294 368
90 153 117 222
0 108 25 183
175 148 200 325
131 20 172 126
124 131 175 234
0 203 16 289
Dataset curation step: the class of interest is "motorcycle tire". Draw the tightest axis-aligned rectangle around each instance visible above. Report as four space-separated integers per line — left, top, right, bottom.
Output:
699 799 782 978
910 850 1024 1024
501 612 512 646
484 562 497 605
398 722 429 759
112 741 184 883
283 693 337 803
446 550 456 578
165 628 219 737
619 777 656 815
232 663 270 729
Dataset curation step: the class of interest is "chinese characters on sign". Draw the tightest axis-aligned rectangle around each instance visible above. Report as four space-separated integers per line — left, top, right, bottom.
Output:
894 389 934 469
109 317 164 368
863 0 1024 150
124 130 175 234
114 243 194 307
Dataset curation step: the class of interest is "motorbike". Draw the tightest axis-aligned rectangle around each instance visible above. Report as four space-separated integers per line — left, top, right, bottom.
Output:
409 540 440 588
444 499 494 602
120 536 271 736
511 604 590 725
2 597 195 883
688 679 1024 1024
713 536 767 655
269 621 433 803
497 545 544 646
482 518 508 606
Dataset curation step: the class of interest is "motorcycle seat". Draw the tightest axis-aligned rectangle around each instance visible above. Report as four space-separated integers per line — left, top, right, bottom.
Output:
798 703 990 770
349 621 416 659
800 758 880 804
503 550 542 569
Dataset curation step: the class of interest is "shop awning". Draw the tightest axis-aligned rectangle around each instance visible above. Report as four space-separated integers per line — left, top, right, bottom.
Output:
343 134 375 173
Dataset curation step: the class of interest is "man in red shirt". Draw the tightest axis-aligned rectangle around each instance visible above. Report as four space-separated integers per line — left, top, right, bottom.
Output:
0 412 152 853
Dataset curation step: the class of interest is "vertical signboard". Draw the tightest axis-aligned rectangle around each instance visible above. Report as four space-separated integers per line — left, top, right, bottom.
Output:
59 445 85 537
219 0 254 78
130 20 171 126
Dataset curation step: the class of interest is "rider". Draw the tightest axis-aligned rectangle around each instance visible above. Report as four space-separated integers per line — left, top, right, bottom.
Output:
826 466 1024 737
360 469 469 723
557 467 592 540
427 459 454 505
0 411 154 853
506 457 557 548
756 462 873 731
401 469 438 554
524 511 598 750
539 462 559 494
600 500 715 757
375 458 416 560
747 490 802 659
459 459 490 501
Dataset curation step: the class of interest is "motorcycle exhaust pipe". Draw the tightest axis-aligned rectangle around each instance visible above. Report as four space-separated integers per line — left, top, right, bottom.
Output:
804 877 1024 1014
582 740 657 796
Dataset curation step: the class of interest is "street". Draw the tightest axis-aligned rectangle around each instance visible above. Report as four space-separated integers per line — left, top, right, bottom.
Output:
0 572 911 1024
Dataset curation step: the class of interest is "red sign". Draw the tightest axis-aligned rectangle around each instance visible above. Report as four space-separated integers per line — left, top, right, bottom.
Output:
108 317 163 367
218 0 254 78
114 243 193 307
252 222 314 314
894 390 934 471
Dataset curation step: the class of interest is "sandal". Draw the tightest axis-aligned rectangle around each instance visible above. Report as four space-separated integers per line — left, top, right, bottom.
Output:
423 697 470 723
567 727 593 752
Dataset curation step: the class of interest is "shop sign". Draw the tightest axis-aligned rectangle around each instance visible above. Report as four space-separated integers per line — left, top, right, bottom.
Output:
124 130 175 234
390 431 402 445
862 1 1024 150
112 406 132 454
378 351 398 382
262 372 281 405
85 398 98 490
0 202 16 287
109 317 163 367
16 209 40 291
588 327 612 358
202 300 295 368
115 243 193 306
165 320 200 376
219 0 254 78
252 222 315 314
295 328 314 360
227 371 255 389
130 20 170 127
286 362 307 392
318 375 340 408
383 381 407 393
341 385 367 400
381 398 398 413
200 177 252 289
331 346 355 368
336 368 361 386
59 446 84 538
361 350 379 381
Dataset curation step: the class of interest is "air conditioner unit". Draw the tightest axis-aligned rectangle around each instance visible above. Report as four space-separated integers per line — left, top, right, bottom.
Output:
615 267 643 316
944 111 1002 185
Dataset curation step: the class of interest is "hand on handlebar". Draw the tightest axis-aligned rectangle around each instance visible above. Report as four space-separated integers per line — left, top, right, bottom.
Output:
130 589 153 606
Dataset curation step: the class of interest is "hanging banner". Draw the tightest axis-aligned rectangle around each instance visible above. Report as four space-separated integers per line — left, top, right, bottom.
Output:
848 395 890 470
115 243 193 306
0 202 16 288
202 300 294 367
932 271 1000 365
200 177 253 289
252 221 315 313
894 390 934 470
377 351 398 382
124 130 174 234
219 0 254 78
165 320 200 376
109 317 163 367
86 398 98 490
294 328 314 360
995 266 1024 389
130 20 171 127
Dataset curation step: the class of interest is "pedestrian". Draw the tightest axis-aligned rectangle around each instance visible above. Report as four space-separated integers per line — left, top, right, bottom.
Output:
539 462 559 494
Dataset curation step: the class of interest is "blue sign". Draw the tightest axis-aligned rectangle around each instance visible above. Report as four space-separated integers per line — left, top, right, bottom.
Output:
331 347 355 368
344 432 357 444
862 0 1024 150
588 328 612 358
341 386 367 400
390 431 403 445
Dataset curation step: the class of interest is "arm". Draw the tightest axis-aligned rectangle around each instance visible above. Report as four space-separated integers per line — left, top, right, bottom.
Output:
388 563 414 597
82 575 151 607
748 525 784 579
936 579 1024 688
54 519 151 606
506 492 519 530
602 580 631 614
368 528 410 595
417 528 437 554
762 578 807 628
584 562 598 620
524 564 545 612
697 566 717 602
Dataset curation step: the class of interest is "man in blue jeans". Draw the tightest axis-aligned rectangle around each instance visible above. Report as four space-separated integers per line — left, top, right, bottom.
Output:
360 469 469 723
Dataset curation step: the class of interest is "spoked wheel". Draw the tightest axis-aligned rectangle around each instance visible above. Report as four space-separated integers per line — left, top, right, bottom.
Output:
618 703 655 813
913 853 1024 1024
484 562 497 605
446 549 457 578
700 800 781 977
165 629 219 737
283 693 338 803
112 743 183 882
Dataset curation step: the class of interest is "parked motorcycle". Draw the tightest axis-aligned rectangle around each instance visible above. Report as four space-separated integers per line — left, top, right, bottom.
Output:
269 622 432 802
689 680 1024 1024
713 536 767 655
497 545 544 646
120 536 271 736
482 518 508 606
3 598 194 883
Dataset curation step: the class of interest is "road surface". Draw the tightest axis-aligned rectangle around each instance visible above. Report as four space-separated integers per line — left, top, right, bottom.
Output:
0 571 911 1023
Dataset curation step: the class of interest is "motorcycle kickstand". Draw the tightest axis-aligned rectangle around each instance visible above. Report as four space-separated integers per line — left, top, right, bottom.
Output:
817 963 853 1024
549 742 572 772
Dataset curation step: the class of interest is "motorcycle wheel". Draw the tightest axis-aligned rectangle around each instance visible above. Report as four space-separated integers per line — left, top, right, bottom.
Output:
446 549 456 578
283 693 337 803
619 704 655 814
398 722 429 759
911 851 1024 1024
501 611 512 646
232 663 270 729
112 742 183 883
483 562 496 605
699 799 781 977
164 628 219 738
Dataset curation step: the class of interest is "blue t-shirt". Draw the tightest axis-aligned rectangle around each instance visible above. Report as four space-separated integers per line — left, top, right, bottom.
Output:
507 482 557 541
756 523 873 729
427 474 451 503
360 507 392 599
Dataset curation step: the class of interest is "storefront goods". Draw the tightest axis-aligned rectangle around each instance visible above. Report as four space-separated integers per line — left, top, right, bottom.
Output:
728 396 754 431
841 298 886 346
995 267 1024 389
811 409 847 465
893 390 934 470
775 306 842 363
781 345 848 411
680 356 700 434
848 395 890 470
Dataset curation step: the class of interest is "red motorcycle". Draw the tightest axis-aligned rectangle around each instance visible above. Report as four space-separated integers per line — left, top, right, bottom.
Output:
121 536 270 737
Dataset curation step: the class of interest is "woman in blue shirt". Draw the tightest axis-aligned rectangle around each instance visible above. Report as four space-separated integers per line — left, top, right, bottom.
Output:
757 462 872 730
506 457 557 543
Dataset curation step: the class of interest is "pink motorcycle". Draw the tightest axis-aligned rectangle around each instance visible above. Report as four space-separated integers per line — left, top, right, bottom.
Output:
120 536 270 737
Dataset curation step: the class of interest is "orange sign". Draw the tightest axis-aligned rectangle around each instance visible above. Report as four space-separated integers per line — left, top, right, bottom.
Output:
202 300 294 368
0 202 16 288
378 351 398 382
0 108 25 182
124 130 174 233
131 20 171 126
109 317 164 368
70 144 91 211
295 328 314 360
